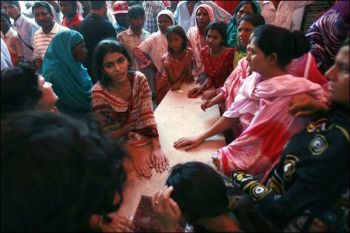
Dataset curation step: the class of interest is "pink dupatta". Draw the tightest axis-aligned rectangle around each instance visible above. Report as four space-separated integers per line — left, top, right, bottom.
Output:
219 53 329 138
218 73 326 178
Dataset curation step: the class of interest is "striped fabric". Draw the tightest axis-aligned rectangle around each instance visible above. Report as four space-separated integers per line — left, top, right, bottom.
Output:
300 1 331 34
92 71 159 147
306 1 349 73
32 22 67 59
117 27 151 70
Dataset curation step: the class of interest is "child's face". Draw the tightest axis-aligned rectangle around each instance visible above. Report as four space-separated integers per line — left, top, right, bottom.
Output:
206 29 223 49
168 33 183 53
158 15 173 34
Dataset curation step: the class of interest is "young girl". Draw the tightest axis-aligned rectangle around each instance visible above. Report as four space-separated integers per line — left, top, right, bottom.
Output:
133 9 175 105
92 39 168 178
201 15 328 139
174 25 327 179
201 13 266 114
156 25 194 103
188 22 235 100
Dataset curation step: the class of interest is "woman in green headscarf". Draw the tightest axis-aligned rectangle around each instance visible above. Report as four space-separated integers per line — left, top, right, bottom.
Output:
42 29 92 118
226 1 260 49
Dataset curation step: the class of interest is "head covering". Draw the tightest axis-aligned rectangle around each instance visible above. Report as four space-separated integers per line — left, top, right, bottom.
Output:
157 9 175 25
194 4 214 27
42 29 92 116
227 1 261 48
112 1 129 15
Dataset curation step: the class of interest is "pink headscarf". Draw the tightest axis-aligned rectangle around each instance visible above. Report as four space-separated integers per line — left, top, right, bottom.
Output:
194 4 214 27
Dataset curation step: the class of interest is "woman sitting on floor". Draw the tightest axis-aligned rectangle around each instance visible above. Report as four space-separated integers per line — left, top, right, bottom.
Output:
92 39 169 178
174 25 327 179
42 29 92 119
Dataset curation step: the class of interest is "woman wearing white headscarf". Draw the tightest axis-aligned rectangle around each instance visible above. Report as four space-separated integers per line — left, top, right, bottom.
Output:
187 4 214 79
133 9 175 105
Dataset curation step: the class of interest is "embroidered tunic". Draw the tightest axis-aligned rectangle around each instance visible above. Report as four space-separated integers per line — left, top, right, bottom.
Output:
92 71 159 147
200 46 235 88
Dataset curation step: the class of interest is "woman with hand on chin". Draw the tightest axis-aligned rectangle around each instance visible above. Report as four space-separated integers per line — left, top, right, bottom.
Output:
92 39 168 178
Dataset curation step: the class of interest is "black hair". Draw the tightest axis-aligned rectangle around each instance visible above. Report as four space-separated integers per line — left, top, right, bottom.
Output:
128 5 145 19
1 0 20 9
1 111 127 232
59 0 78 6
252 24 310 68
1 62 42 118
89 0 106 10
32 1 53 16
166 162 229 223
165 25 188 53
93 39 132 87
58 1 78 10
204 21 228 46
233 1 259 17
1 9 11 24
238 13 265 28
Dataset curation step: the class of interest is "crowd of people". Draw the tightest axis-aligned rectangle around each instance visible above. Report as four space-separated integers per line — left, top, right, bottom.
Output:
1 0 349 232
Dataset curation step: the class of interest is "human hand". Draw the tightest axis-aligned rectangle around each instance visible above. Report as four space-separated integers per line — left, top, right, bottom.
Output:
187 87 202 98
173 136 204 150
289 94 329 117
171 82 182 91
150 148 169 173
201 100 215 111
201 89 216 100
152 186 182 232
211 151 221 171
212 158 221 171
132 153 153 178
100 214 134 232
